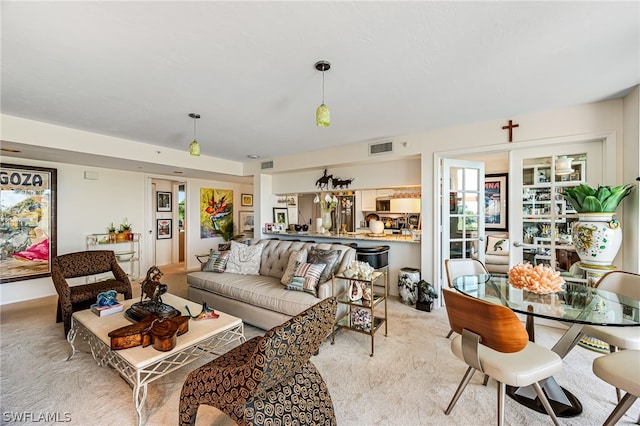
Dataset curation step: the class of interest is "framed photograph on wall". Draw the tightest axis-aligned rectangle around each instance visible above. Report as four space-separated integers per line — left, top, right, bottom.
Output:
241 193 253 207
157 191 172 212
157 219 172 239
0 163 57 283
238 211 254 233
484 173 508 231
273 207 288 228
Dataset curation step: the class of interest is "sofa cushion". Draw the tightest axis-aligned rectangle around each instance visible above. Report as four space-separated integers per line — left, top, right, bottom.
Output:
202 251 230 273
226 241 264 275
280 249 308 285
187 271 324 317
487 236 510 254
307 247 340 283
286 262 326 296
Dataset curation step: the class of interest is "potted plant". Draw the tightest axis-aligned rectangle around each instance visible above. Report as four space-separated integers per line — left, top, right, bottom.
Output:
117 218 132 242
561 183 634 266
107 222 117 243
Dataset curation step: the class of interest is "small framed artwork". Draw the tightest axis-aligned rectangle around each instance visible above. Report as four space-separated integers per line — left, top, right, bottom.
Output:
241 193 253 207
238 211 254 233
273 207 288 228
264 222 275 233
157 219 172 239
484 173 508 231
157 191 172 212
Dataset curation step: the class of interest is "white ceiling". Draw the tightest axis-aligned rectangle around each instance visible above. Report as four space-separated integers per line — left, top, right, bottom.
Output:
2 1 639 173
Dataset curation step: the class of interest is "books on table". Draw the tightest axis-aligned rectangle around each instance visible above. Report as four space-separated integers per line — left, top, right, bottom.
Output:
91 303 123 317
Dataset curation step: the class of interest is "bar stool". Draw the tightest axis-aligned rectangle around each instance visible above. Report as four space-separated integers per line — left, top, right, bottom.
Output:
592 350 640 426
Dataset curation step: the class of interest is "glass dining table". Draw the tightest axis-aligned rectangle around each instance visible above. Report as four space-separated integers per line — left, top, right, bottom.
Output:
452 273 640 417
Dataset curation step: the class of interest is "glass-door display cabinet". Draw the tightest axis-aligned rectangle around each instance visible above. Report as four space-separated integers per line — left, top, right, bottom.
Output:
521 156 585 281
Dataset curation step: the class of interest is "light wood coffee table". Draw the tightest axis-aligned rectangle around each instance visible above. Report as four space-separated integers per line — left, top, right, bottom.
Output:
66 293 244 426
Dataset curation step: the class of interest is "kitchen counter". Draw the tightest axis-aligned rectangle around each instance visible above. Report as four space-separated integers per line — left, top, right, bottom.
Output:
263 231 420 244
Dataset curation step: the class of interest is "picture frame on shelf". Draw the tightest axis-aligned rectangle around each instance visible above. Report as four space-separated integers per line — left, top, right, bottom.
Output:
241 193 253 207
0 163 58 283
157 219 172 239
484 173 508 231
156 191 172 212
273 207 288 228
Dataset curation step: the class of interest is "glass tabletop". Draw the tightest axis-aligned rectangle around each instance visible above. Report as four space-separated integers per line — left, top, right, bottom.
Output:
452 274 640 327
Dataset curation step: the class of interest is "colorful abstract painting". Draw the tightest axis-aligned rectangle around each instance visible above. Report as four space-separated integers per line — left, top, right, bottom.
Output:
200 188 233 239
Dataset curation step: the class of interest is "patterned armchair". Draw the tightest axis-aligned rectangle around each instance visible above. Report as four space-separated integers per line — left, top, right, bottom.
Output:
51 250 133 336
179 297 338 426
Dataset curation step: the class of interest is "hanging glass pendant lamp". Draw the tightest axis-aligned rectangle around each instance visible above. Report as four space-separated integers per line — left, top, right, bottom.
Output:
189 113 201 156
315 61 331 127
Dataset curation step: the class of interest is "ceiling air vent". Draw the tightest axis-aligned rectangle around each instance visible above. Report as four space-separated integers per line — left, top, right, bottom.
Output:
369 141 393 156
261 160 274 170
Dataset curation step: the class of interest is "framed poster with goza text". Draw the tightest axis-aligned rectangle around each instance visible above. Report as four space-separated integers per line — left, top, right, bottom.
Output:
0 163 57 283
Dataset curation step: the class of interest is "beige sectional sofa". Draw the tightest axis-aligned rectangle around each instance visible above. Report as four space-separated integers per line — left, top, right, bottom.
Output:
187 239 356 330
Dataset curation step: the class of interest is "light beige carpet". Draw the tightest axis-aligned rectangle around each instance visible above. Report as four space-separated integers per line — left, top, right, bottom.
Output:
1 265 638 425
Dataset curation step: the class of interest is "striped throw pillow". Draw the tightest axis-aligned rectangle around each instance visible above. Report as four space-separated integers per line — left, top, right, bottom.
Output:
286 262 326 297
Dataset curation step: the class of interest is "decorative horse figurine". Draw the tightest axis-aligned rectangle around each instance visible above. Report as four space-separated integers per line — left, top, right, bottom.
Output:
332 177 354 189
140 265 167 304
315 169 333 190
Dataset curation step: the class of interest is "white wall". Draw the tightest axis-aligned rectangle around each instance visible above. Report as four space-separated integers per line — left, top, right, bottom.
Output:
2 93 638 305
0 158 146 304
622 86 640 272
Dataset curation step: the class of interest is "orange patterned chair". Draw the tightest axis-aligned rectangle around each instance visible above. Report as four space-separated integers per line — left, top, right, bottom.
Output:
179 297 338 426
51 250 133 336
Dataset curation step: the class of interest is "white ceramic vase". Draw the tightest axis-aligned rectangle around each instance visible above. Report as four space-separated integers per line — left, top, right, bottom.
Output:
572 213 622 267
369 219 384 234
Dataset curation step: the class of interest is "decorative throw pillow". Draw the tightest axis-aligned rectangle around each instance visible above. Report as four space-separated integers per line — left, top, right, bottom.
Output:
307 247 340 283
486 236 510 254
287 262 326 296
281 249 308 285
202 251 230 273
225 241 264 275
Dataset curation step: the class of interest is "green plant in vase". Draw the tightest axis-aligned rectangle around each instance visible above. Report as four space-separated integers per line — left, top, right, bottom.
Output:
561 183 634 267
561 184 633 213
118 218 132 241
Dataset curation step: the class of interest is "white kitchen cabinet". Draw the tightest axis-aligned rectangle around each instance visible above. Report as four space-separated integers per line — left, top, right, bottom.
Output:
361 190 377 211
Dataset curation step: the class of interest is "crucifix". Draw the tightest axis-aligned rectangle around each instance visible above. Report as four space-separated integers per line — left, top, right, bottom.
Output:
502 119 519 142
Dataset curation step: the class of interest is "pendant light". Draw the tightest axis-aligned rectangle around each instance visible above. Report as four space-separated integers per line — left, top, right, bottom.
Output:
189 113 201 157
315 60 331 127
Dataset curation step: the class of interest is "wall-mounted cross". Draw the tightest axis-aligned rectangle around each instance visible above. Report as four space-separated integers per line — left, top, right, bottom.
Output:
502 120 519 142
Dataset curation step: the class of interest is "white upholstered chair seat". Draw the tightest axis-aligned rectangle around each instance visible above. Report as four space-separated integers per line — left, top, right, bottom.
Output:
592 350 640 426
582 325 640 350
451 337 562 387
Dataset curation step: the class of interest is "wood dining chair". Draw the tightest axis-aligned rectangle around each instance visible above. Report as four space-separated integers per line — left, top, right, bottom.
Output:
444 258 489 338
442 288 562 426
